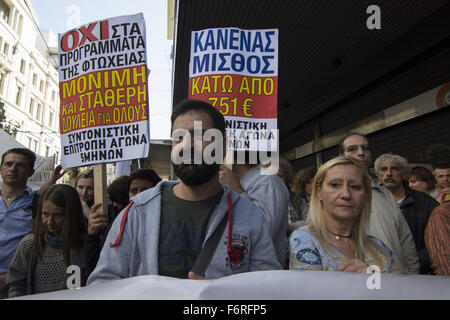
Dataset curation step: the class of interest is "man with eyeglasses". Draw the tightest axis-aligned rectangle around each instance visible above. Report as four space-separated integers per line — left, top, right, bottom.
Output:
338 132 420 274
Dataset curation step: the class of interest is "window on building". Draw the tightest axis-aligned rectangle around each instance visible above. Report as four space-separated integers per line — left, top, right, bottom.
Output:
0 72 5 95
15 86 23 106
0 0 10 24
3 42 9 55
11 9 17 30
20 59 26 74
45 146 50 157
48 111 54 128
36 103 42 121
27 137 38 153
32 73 37 86
51 90 56 102
39 80 44 92
29 98 35 114
17 15 23 36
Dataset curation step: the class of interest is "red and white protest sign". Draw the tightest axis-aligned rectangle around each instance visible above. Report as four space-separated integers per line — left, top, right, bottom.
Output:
188 27 278 151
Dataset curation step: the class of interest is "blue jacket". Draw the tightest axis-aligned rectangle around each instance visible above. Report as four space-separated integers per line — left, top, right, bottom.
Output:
87 181 282 285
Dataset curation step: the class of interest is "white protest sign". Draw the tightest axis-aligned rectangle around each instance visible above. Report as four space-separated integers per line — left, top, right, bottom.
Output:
58 13 150 168
188 27 279 152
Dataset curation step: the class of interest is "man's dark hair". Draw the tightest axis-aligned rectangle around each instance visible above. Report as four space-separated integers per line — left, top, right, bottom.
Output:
278 157 295 185
171 99 226 135
129 168 162 187
338 132 369 154
434 163 450 170
107 175 131 207
1 148 36 169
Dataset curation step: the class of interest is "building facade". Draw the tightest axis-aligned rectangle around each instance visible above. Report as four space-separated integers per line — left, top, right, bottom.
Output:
0 0 60 161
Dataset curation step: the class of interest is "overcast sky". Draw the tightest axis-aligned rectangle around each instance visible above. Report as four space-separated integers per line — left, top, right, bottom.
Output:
33 0 173 139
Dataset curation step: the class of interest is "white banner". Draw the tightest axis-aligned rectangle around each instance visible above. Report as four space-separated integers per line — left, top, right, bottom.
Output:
9 270 450 300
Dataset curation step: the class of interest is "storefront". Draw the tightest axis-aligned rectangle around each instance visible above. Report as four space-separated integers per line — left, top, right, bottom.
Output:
171 0 450 169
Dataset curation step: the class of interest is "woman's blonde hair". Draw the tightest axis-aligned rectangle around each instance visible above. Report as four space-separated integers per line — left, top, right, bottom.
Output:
308 156 380 262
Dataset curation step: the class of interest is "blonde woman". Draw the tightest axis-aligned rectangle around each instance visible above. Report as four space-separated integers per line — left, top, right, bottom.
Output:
289 156 399 273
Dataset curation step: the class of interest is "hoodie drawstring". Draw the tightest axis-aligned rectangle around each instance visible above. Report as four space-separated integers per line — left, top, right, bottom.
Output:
110 201 134 248
226 192 233 255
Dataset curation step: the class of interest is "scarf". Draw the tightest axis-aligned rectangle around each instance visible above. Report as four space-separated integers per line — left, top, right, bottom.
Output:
44 229 63 249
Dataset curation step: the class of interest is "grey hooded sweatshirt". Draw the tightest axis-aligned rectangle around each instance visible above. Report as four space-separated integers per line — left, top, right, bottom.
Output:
87 181 282 285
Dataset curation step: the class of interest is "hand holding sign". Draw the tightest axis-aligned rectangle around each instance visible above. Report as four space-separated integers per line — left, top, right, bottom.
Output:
88 202 109 235
219 165 244 194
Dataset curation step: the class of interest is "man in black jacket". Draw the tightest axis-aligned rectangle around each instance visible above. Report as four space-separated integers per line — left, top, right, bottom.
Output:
374 153 439 274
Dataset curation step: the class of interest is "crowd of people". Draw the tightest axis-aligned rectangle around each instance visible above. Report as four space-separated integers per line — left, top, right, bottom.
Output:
0 99 448 298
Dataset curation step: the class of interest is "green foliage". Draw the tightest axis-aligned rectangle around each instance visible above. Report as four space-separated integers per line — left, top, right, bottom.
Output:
0 101 19 137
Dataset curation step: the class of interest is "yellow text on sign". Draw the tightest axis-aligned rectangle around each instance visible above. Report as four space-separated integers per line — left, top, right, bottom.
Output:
208 96 253 117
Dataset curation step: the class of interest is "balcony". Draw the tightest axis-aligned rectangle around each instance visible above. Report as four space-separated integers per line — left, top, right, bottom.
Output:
0 50 13 72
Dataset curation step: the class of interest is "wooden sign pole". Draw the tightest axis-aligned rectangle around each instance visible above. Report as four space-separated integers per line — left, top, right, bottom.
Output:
224 135 233 170
93 163 108 216
224 148 233 170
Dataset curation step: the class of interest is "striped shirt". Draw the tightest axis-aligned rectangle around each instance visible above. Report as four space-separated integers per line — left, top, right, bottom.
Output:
425 201 450 276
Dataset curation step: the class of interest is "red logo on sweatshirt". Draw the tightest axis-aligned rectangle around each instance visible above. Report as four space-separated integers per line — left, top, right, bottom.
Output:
225 234 248 270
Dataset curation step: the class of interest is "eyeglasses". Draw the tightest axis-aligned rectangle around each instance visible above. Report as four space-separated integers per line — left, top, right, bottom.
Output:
344 144 370 153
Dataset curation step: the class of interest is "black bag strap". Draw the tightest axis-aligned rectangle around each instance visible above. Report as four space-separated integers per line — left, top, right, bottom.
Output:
31 192 40 219
191 212 229 277
27 250 37 295
23 192 40 220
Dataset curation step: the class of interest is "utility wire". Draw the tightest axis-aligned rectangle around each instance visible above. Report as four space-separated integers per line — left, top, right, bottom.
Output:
24 1 58 69
0 122 60 135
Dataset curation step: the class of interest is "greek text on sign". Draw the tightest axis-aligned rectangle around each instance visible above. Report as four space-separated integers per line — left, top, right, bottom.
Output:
58 13 150 168
189 27 278 152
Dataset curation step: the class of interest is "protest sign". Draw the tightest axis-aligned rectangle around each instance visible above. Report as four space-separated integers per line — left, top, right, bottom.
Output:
58 13 150 169
27 155 56 190
188 27 278 152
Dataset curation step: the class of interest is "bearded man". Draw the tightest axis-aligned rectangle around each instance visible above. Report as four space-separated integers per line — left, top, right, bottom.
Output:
87 99 281 286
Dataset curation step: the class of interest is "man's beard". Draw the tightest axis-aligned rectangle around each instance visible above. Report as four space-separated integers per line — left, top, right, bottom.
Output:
172 162 219 186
